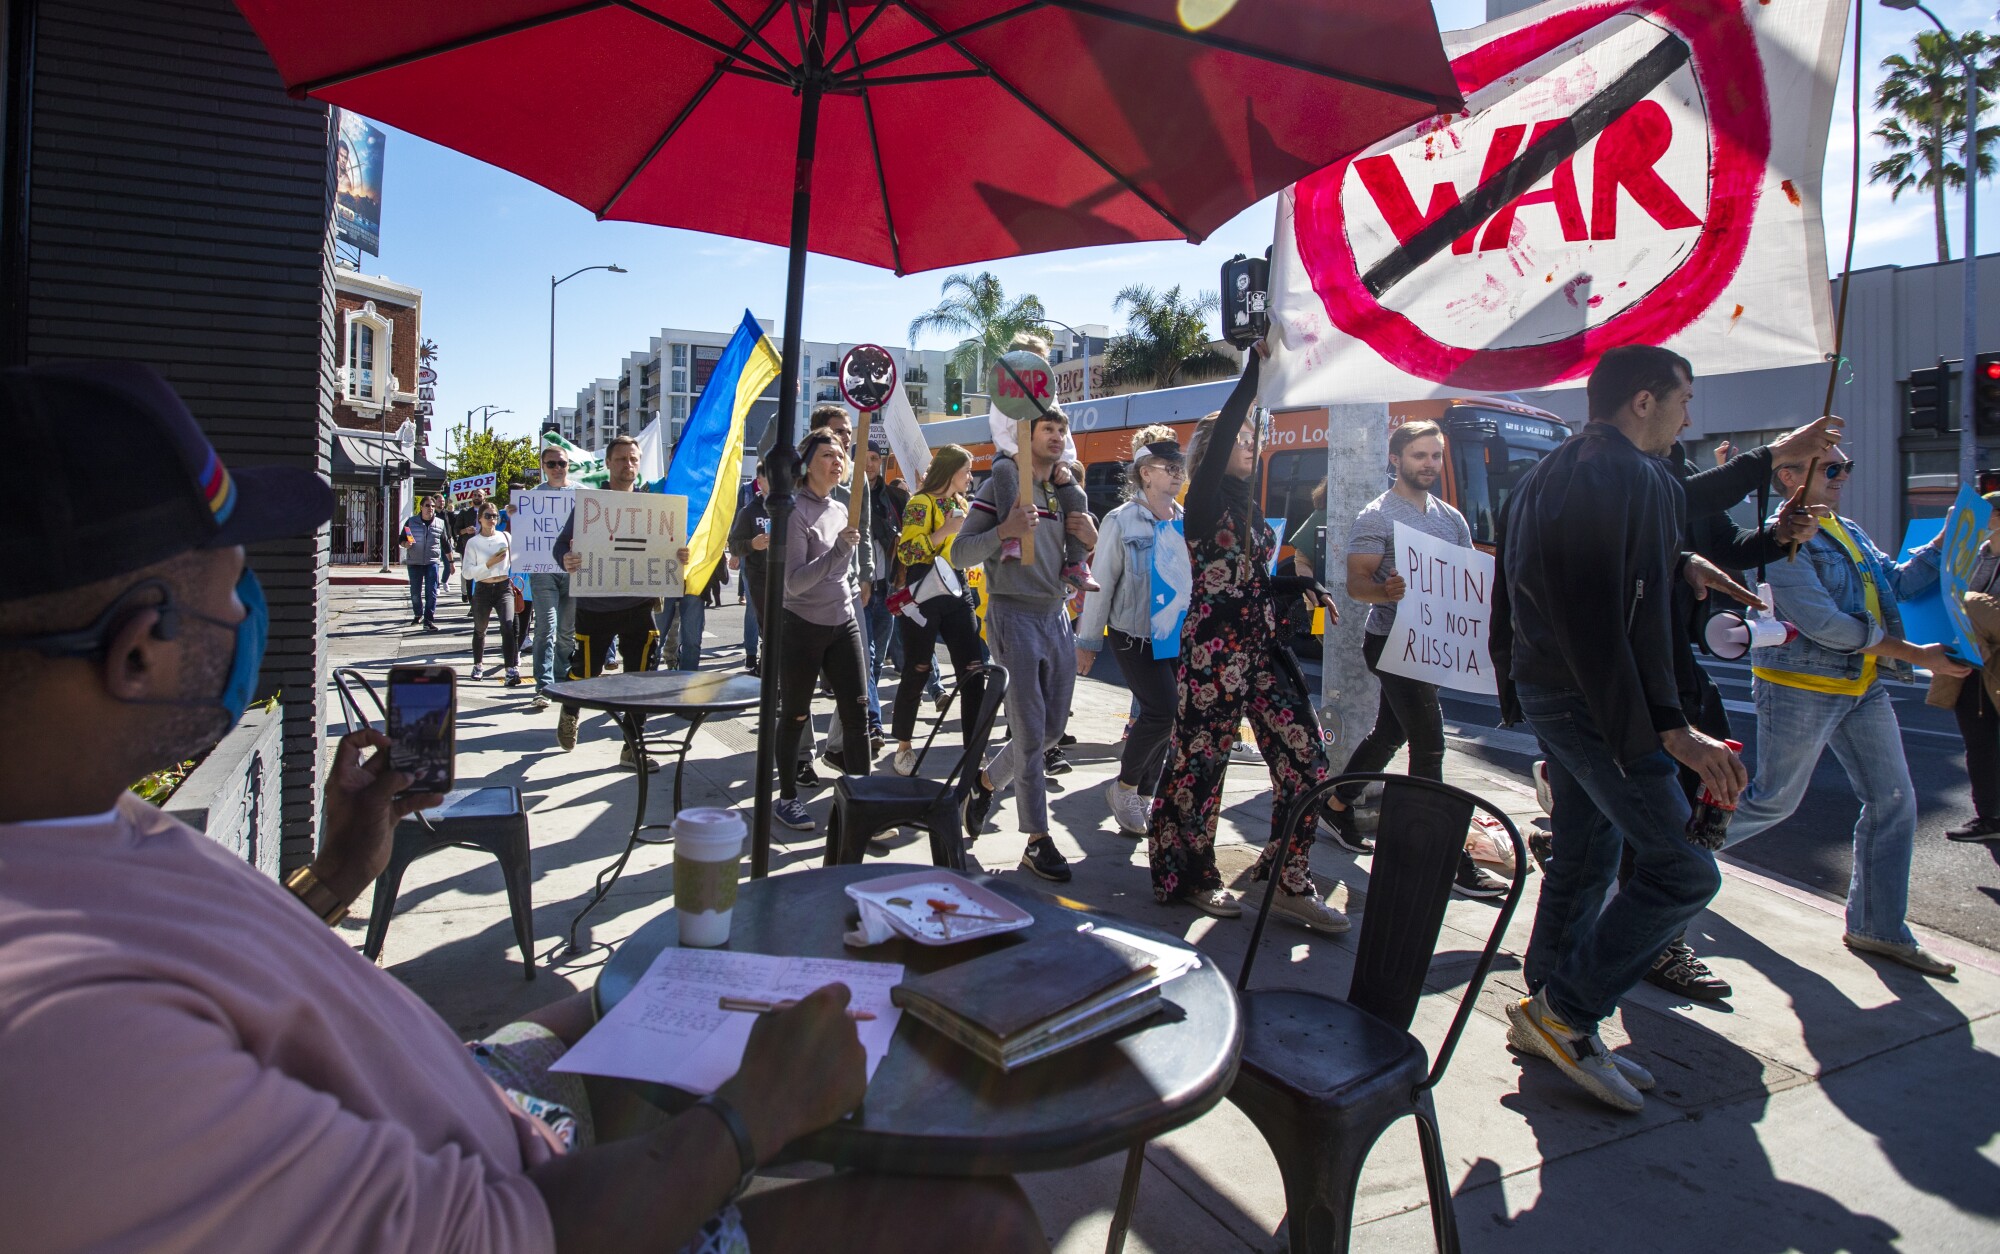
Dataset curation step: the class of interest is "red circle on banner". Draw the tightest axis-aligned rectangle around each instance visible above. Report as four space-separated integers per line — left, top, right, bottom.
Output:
1293 0 1771 390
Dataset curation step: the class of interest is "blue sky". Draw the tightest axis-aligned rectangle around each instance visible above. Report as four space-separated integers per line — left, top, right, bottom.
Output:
354 0 1994 453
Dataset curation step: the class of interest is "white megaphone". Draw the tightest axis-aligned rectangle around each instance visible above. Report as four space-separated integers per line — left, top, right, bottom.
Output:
1703 582 1798 660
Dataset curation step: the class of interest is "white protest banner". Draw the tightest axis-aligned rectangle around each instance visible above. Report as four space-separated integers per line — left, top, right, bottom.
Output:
1264 0 1845 405
511 489 574 575
449 472 497 506
1375 521 1497 695
569 489 688 597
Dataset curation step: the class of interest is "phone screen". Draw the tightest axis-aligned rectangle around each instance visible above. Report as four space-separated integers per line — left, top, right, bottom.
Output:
388 668 455 795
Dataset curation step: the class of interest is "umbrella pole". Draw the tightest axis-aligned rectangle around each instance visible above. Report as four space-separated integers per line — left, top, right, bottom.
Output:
750 0 830 878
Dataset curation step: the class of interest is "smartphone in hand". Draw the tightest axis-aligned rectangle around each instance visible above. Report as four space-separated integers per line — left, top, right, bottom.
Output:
387 665 456 796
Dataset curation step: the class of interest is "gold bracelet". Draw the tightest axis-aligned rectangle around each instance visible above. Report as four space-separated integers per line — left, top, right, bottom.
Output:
284 865 350 927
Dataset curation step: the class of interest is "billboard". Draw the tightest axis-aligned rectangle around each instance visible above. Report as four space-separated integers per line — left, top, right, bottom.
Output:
334 108 386 255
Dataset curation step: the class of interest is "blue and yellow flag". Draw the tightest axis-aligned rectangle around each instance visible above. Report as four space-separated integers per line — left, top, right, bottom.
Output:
662 310 781 595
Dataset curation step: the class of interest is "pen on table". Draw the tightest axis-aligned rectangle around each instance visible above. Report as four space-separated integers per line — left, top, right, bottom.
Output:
718 995 877 1022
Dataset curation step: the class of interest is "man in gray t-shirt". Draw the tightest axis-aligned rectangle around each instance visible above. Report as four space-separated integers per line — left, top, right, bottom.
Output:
1334 421 1507 898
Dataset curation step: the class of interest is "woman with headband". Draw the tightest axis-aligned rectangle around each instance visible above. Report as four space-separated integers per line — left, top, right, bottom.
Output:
1147 344 1351 932
886 445 989 776
1076 426 1190 835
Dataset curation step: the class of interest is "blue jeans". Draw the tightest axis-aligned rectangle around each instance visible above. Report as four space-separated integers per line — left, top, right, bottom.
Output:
528 572 575 693
1517 683 1721 1031
654 594 707 671
405 563 438 624
863 590 895 686
744 595 761 667
1724 681 1916 945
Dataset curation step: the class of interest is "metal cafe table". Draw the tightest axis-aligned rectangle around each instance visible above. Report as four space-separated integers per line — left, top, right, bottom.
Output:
543 671 762 955
595 864 1243 1254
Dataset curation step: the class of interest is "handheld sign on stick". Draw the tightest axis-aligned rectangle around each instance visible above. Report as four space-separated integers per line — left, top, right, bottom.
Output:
993 348 1059 566
838 344 897 530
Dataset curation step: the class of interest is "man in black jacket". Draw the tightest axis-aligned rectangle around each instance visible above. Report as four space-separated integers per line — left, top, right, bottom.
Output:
1491 345 1754 1114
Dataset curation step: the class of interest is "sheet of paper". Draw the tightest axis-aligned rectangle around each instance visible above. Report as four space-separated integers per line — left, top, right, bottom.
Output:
553 949 904 1095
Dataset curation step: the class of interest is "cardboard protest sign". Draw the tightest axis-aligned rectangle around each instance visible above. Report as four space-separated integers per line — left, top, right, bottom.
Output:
511 489 574 575
569 489 688 598
1264 0 1845 405
1375 521 1497 695
449 472 497 506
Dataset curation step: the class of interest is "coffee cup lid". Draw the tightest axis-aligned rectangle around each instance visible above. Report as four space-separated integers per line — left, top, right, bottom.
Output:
673 807 746 841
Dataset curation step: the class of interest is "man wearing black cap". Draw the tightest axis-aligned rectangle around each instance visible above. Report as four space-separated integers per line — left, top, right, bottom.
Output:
0 362 1042 1254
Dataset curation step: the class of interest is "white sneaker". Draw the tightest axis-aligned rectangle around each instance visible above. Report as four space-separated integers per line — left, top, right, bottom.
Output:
1185 888 1241 918
1506 1017 1654 1090
1505 991 1645 1112
892 748 919 776
1273 889 1350 935
1106 781 1149 835
531 693 551 713
1533 759 1554 815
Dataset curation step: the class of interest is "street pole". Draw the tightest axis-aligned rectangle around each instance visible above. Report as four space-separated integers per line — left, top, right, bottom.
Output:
1961 47 1980 488
548 263 627 431
1888 0 1983 485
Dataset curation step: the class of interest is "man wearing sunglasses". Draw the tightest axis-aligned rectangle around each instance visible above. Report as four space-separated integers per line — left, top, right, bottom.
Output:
1722 449 1970 976
526 444 576 713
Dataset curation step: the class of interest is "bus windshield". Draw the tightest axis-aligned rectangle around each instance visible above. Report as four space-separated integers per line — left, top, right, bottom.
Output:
1446 408 1570 544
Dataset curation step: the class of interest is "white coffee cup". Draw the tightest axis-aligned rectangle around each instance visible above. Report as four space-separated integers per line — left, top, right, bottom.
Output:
673 807 746 947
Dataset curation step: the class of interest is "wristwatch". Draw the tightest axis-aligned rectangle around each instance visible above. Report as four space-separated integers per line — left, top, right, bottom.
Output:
284 864 349 927
695 1093 760 1202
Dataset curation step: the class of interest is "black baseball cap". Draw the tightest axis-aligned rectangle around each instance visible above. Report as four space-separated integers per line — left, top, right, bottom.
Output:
3 361 336 599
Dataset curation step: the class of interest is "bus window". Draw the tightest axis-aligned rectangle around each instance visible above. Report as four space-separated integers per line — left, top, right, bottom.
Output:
1084 461 1128 518
1445 409 1568 545
1264 449 1326 541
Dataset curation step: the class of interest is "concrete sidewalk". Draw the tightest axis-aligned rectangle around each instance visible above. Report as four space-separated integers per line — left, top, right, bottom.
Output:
328 584 2000 1252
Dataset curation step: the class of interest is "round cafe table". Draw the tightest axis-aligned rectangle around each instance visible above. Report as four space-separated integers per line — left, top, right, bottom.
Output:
543 671 762 956
595 864 1242 1253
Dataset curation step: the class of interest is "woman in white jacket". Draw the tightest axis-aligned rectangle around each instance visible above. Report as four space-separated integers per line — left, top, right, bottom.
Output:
1076 426 1187 835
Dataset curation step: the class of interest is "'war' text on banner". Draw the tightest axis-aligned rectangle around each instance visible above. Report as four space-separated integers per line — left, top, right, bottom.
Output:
1375 521 1497 695
569 489 688 597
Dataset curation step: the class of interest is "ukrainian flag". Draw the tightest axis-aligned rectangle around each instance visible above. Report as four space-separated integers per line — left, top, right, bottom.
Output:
662 310 780 595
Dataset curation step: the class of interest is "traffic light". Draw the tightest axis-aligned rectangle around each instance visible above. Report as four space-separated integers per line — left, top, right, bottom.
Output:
1976 353 2000 435
945 376 963 416
1906 363 1950 433
1980 468 2000 495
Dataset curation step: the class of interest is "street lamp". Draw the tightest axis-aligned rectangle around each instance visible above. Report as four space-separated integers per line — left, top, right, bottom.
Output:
1034 317 1094 404
1883 0 1983 486
469 403 512 435
549 264 627 429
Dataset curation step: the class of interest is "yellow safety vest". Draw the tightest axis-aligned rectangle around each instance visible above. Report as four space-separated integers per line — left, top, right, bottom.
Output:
1752 515 1881 696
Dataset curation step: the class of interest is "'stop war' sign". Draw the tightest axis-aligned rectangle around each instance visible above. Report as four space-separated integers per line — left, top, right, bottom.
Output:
1264 0 1847 406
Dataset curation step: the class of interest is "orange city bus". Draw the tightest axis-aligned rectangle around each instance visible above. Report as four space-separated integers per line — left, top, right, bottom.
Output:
914 377 1576 557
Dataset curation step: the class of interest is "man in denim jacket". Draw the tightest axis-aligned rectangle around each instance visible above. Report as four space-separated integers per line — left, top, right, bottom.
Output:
1725 449 1970 975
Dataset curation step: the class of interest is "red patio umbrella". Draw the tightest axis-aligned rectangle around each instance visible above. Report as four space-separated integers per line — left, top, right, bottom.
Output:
236 0 1462 873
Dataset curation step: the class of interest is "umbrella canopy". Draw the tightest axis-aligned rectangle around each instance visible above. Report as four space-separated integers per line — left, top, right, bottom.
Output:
237 0 1460 274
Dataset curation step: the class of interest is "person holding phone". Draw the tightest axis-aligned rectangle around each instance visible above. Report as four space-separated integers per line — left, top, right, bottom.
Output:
464 504 522 687
0 360 1043 1254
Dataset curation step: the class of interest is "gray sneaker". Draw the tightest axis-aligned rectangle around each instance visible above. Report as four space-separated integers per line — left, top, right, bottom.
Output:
1272 889 1350 935
1507 1017 1654 1090
1505 990 1645 1112
1844 933 1956 977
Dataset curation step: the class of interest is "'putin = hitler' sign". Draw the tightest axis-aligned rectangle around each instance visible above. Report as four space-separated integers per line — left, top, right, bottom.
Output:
1263 0 1845 407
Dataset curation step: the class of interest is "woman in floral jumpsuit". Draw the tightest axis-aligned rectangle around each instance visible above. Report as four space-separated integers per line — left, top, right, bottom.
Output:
1147 349 1350 933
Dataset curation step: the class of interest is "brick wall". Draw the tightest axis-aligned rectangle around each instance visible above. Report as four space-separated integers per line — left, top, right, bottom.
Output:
15 0 334 870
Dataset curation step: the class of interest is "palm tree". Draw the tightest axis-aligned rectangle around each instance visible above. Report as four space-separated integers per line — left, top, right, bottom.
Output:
906 272 1047 390
1869 29 2000 263
1103 284 1234 391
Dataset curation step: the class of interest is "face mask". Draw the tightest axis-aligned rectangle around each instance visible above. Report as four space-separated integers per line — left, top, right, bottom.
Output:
213 568 269 730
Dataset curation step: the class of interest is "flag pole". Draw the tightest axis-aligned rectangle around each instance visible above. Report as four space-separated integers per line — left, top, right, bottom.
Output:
751 0 829 878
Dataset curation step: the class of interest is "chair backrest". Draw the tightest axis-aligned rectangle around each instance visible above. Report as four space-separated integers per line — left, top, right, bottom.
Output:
938 665 1009 808
331 667 386 738
1238 772 1526 1089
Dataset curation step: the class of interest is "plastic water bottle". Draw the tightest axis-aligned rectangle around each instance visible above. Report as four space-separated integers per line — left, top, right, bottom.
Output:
1684 739 1745 850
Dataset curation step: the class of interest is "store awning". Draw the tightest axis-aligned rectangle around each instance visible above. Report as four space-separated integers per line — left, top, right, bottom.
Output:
330 430 446 481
